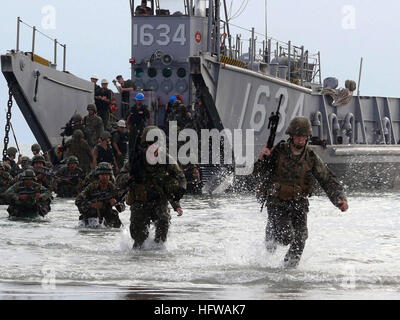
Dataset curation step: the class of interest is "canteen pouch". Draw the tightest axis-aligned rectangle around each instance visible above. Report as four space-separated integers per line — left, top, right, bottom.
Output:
127 184 147 204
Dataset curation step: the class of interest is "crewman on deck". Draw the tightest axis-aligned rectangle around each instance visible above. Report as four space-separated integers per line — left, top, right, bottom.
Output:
114 75 135 120
112 120 129 170
55 156 85 198
121 126 186 249
5 169 52 218
135 0 152 16
75 162 123 228
96 79 113 130
127 93 150 160
83 104 104 149
254 117 349 268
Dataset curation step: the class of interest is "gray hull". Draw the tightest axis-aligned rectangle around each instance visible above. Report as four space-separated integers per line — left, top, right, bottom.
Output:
196 54 400 189
2 50 400 189
1 51 93 151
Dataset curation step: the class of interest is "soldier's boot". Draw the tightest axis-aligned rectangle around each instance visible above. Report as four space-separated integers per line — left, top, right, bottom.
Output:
265 221 277 254
283 231 307 269
154 219 169 244
130 221 149 250
104 210 122 228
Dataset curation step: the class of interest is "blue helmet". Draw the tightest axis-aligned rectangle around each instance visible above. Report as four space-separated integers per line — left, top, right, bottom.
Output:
136 93 145 101
169 95 177 104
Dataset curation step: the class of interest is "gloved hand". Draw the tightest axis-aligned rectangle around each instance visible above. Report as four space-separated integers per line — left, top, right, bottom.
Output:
174 187 186 202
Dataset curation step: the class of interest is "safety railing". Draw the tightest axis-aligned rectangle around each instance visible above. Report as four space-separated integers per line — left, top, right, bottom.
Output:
15 17 67 72
220 20 322 87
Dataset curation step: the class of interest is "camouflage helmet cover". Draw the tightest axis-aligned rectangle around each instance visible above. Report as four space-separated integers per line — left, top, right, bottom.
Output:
31 155 46 164
31 143 41 152
100 131 111 140
285 117 313 137
21 169 37 181
73 129 84 139
7 147 17 156
67 156 79 165
87 104 97 112
72 114 83 122
21 156 31 166
95 162 113 175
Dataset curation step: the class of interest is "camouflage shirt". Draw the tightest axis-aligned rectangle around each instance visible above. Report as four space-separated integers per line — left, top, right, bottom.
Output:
83 114 104 147
75 180 117 213
4 181 52 205
254 142 347 206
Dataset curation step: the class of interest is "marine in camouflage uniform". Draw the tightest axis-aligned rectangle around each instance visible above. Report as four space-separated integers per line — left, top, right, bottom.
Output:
32 155 55 192
254 117 349 268
10 156 33 186
75 163 123 228
4 169 52 218
0 163 13 205
55 156 85 198
64 129 93 174
4 147 21 178
31 143 51 165
121 126 187 249
83 104 104 148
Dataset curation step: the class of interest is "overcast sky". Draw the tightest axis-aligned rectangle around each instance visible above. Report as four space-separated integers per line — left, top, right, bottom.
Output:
1 0 400 148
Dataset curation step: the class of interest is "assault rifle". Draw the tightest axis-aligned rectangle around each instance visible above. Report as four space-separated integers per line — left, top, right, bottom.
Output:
60 110 78 138
88 188 129 213
16 186 37 196
260 94 284 212
15 186 46 216
33 168 81 184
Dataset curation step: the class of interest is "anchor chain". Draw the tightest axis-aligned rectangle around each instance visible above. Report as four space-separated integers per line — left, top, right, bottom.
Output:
3 89 13 161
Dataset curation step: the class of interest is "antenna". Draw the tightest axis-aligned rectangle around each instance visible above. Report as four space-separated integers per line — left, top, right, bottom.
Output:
357 57 363 96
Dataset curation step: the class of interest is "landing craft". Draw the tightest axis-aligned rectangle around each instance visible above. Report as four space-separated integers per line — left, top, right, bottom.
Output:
2 0 400 191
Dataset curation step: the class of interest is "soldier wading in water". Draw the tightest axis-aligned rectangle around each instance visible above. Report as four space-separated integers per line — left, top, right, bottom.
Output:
75 162 123 228
254 117 349 268
120 126 186 249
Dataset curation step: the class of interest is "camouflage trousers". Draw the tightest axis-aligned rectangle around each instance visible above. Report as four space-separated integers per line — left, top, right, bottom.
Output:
79 207 122 228
129 201 171 248
7 201 50 218
265 197 309 267
56 184 79 198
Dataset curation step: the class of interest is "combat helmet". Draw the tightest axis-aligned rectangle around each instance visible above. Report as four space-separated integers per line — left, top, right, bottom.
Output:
7 147 17 157
31 155 46 165
73 129 84 139
100 131 111 141
87 104 97 112
21 156 31 167
31 144 41 152
67 156 79 165
72 114 83 122
21 169 37 181
95 162 113 175
285 117 313 137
